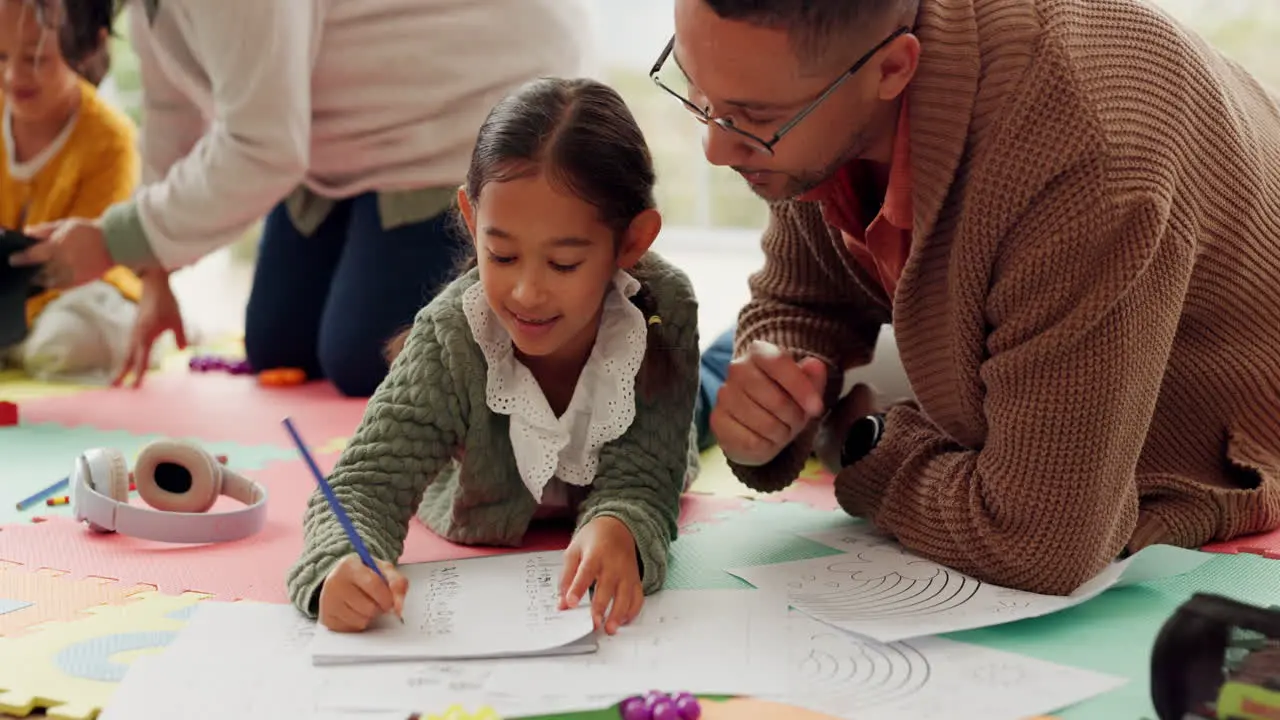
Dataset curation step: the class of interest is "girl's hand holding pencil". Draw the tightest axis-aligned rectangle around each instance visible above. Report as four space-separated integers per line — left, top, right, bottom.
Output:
319 553 409 632
281 416 408 632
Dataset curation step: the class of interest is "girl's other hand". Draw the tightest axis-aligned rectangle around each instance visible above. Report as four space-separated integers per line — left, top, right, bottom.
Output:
558 516 642 635
318 554 408 632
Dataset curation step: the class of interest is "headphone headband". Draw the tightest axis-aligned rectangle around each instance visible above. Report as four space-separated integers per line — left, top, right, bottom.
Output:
71 440 268 544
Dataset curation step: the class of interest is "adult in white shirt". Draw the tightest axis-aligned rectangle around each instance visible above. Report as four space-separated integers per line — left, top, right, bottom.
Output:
9 0 594 396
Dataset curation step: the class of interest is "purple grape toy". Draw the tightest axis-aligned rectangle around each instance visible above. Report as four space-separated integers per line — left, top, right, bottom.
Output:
650 699 678 720
619 692 699 720
673 693 701 720
619 696 648 720
189 354 255 376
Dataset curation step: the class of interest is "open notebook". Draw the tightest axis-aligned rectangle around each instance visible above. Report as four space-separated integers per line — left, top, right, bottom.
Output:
309 550 597 665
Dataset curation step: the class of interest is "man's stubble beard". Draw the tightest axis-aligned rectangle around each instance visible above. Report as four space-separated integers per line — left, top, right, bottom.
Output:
756 123 874 201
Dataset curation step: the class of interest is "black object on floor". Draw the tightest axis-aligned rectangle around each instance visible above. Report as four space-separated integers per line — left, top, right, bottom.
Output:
0 228 43 349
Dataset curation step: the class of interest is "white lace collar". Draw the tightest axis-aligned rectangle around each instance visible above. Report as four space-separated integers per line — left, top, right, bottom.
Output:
462 270 648 502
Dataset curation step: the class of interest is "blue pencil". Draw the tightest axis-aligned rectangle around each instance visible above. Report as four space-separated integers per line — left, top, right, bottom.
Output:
281 416 403 623
16 476 68 510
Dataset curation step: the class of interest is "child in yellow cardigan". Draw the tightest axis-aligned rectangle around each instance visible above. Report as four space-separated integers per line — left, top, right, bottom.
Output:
0 0 143 381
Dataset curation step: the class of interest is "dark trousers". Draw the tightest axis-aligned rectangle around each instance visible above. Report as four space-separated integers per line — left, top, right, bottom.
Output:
244 193 466 398
695 323 735 451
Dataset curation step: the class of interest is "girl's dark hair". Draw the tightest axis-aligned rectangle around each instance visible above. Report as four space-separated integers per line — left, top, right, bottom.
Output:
387 77 677 400
28 0 118 86
463 76 656 235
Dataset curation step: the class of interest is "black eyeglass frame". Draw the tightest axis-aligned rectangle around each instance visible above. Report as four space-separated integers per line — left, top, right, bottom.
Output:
649 26 912 156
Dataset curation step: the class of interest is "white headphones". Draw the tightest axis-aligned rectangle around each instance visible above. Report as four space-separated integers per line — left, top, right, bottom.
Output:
71 439 268 544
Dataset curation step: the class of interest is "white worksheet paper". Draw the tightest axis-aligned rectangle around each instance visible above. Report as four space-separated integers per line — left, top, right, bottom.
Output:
318 588 792 712
770 611 1126 719
486 588 791 695
101 594 1125 720
309 550 597 664
102 601 615 720
728 524 1211 642
99 602 324 720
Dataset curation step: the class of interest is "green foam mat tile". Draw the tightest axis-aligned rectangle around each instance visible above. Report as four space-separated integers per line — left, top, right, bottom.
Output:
947 552 1280 719
664 502 850 590
0 423 297 525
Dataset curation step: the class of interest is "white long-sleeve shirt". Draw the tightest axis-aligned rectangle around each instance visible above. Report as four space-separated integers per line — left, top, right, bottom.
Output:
102 0 596 270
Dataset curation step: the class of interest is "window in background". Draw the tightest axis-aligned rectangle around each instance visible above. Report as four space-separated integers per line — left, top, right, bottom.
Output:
100 0 1280 233
595 2 771 231
594 0 1280 232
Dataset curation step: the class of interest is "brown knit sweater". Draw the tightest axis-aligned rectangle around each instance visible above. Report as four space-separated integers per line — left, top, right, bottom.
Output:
730 0 1280 595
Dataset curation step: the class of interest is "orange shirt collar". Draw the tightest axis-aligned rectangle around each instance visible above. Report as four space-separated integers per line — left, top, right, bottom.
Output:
881 98 912 230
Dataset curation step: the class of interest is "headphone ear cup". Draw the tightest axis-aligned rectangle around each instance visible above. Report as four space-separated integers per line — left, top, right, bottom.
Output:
85 448 130 533
133 440 222 513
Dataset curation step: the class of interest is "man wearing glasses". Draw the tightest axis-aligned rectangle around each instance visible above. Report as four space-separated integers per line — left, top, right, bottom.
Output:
665 0 1280 595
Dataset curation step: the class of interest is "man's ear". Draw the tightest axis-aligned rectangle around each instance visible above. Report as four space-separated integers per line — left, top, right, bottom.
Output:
617 209 662 268
456 186 477 239
876 32 921 101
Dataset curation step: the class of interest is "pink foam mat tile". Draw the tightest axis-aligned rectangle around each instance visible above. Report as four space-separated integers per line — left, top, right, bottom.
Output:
677 493 751 532
761 480 840 511
1203 526 1280 560
0 562 153 638
756 465 840 512
17 373 369 448
0 453 752 604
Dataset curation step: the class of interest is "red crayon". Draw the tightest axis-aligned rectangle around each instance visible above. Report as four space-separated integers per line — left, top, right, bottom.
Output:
46 482 135 506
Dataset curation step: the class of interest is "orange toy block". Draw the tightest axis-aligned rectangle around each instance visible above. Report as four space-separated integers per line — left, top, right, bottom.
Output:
257 368 306 387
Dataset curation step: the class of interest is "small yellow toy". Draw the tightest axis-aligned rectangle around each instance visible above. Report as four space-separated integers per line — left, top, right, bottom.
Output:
410 705 501 720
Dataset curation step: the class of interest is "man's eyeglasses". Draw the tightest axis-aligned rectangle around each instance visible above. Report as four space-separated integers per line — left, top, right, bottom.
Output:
650 26 912 156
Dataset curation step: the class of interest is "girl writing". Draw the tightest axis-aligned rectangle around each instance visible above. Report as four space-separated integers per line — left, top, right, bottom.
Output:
286 78 702 636
0 0 144 381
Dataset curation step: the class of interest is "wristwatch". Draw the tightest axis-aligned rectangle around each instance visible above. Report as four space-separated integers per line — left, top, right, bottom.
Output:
839 413 886 468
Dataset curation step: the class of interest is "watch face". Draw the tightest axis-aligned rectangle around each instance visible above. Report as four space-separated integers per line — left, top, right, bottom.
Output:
842 416 879 466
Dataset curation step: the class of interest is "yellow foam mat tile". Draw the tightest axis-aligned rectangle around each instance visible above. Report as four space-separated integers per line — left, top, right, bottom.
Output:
157 335 246 374
688 447 828 498
0 370 95 402
0 590 210 719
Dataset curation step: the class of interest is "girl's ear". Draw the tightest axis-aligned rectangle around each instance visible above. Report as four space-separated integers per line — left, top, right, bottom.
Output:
617 208 662 268
456 186 477 239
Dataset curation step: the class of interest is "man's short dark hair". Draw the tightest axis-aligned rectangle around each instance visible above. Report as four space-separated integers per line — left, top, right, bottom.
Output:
701 0 916 64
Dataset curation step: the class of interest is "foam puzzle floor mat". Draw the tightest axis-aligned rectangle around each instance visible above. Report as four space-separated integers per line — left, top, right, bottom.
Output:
0 424 298 526
0 589 208 719
0 370 93 402
0 563 152 639
15 372 370 448
0 456 753 604
689 451 840 512
3 503 1278 720
1202 525 1280 559
4 363 1280 719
